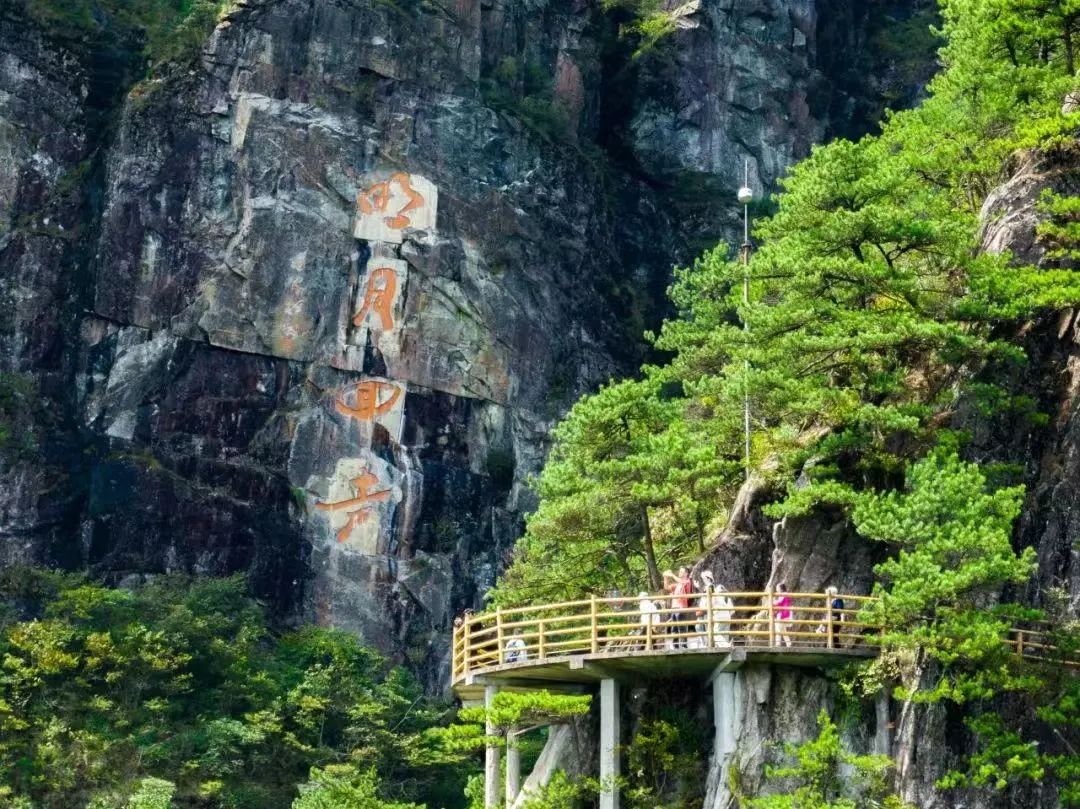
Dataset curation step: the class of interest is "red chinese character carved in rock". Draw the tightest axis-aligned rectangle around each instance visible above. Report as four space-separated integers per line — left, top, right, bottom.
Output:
315 468 393 543
356 172 425 230
353 267 398 332
335 380 402 423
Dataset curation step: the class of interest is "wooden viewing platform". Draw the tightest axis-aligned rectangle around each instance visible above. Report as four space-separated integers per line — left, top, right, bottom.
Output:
451 590 1073 809
451 590 1071 699
452 590 875 700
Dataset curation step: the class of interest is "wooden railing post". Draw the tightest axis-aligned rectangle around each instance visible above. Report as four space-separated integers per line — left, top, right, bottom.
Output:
706 587 714 649
1016 629 1024 658
496 610 505 664
826 597 834 649
538 620 546 660
453 621 461 677
463 618 472 676
767 589 775 647
590 595 599 653
646 610 653 651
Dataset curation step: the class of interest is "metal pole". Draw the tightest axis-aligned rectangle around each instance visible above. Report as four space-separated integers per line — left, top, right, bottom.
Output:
738 160 754 481
742 217 750 481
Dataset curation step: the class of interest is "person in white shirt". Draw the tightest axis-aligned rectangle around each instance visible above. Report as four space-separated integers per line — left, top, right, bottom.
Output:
700 571 735 647
638 592 660 650
504 630 527 663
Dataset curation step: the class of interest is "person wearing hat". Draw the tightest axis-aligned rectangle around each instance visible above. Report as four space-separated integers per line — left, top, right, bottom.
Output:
825 586 844 647
700 571 735 647
637 591 660 650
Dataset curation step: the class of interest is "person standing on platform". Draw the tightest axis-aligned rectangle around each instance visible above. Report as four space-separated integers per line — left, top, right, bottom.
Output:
663 567 694 649
826 586 844 647
700 571 735 647
638 591 659 650
505 630 527 663
774 582 793 647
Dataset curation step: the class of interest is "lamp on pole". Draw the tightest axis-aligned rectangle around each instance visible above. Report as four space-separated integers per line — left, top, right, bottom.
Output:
737 161 754 481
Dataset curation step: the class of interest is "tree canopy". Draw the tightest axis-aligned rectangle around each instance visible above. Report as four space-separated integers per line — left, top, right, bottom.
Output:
0 570 474 809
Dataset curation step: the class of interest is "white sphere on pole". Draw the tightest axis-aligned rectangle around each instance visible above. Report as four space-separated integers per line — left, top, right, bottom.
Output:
737 185 753 205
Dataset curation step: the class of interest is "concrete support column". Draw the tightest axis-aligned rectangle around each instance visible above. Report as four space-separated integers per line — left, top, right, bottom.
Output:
485 684 501 809
713 672 737 761
874 689 891 757
599 679 621 809
505 727 521 808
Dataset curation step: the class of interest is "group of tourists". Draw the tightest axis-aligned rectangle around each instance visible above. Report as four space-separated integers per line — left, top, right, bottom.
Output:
635 570 846 650
468 575 850 666
633 567 736 649
638 567 747 649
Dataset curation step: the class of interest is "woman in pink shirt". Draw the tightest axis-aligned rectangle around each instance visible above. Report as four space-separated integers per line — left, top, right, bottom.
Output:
773 582 793 647
663 567 694 649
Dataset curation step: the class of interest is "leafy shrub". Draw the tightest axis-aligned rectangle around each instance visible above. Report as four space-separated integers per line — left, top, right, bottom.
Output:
0 571 475 809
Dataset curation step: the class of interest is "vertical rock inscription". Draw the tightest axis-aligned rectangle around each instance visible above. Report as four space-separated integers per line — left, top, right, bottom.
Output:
354 172 439 244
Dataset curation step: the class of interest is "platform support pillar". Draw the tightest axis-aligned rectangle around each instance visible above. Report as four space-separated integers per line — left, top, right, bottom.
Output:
485 684 501 809
600 678 620 809
506 726 521 808
874 688 891 757
713 671 739 761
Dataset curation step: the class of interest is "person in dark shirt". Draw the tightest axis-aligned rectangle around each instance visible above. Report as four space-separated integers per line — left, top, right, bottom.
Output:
826 586 844 646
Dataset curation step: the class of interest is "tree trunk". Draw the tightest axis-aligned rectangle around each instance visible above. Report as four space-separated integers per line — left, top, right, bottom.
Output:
641 508 662 591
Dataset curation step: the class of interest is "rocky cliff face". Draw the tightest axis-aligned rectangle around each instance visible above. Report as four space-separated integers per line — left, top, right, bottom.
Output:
0 0 931 690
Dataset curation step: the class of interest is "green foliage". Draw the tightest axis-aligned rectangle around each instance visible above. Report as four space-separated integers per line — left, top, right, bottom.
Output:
852 449 1037 703
455 691 591 740
0 570 475 809
843 451 1080 803
493 0 1080 802
600 0 678 59
623 715 703 809
0 373 39 462
516 771 596 809
127 778 177 809
292 765 422 809
481 57 574 143
938 714 1044 791
937 653 1080 803
1037 188 1080 260
871 7 943 105
499 0 1080 610
491 378 737 604
446 693 593 809
23 0 226 66
747 711 907 809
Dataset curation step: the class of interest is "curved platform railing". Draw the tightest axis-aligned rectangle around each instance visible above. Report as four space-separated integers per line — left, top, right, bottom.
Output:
451 591 1076 684
452 591 878 683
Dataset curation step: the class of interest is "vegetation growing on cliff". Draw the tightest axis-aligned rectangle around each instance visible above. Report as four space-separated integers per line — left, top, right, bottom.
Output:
21 0 224 65
0 374 40 462
0 570 474 809
745 711 906 809
494 0 1080 801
